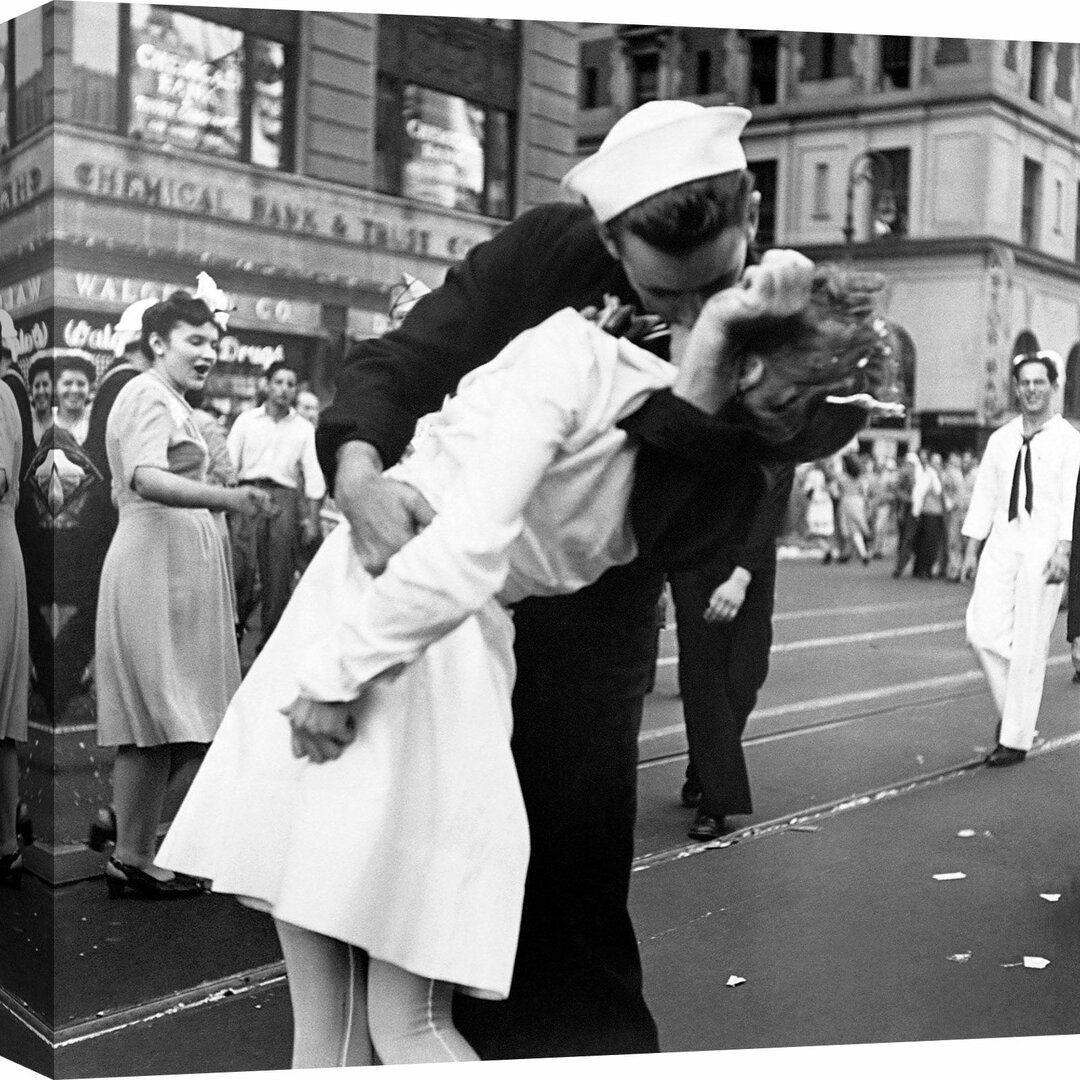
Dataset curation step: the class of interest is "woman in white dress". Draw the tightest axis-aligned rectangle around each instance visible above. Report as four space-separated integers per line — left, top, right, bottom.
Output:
157 265 901 1066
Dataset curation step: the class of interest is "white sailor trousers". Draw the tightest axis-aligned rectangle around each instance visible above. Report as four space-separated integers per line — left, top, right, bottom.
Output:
965 532 1064 751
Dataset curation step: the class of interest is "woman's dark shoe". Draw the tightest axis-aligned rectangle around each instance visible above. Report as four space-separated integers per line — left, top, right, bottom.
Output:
0 850 24 889
984 744 1026 767
104 858 204 899
87 806 117 852
15 801 33 847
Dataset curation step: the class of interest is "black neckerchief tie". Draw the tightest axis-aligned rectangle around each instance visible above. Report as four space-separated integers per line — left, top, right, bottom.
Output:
1008 428 1042 520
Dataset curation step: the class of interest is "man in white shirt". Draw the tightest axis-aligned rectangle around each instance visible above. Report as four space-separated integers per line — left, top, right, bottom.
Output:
227 361 326 650
960 351 1080 765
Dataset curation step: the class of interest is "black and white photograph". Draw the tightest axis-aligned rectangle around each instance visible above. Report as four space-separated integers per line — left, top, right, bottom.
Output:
1 1 1078 1078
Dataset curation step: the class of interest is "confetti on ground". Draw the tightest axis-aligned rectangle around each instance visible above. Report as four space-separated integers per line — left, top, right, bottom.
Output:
1023 957 1051 969
946 953 972 963
788 824 821 832
915 755 925 765
956 829 976 838
933 872 967 881
1039 894 1062 902
726 976 746 987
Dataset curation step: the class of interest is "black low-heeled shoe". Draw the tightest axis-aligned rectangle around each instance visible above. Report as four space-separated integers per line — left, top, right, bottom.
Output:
87 806 117 852
104 858 205 899
0 850 24 890
16 801 33 847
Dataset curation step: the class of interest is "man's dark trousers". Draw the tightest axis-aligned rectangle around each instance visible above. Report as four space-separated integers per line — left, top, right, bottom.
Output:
453 561 664 1058
669 549 777 817
231 482 300 647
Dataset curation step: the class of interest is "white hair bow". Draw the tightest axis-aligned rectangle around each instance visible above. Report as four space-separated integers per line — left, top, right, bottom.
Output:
193 272 235 331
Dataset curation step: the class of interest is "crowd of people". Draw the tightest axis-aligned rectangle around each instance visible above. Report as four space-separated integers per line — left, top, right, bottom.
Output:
793 447 984 577
1 98 1078 1070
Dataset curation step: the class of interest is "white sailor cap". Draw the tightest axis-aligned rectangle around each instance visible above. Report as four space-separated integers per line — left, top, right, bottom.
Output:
561 101 751 224
113 297 160 357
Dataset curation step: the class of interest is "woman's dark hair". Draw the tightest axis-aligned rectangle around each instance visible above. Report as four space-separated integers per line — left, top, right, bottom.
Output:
141 291 216 355
723 265 905 455
841 454 862 479
605 170 757 255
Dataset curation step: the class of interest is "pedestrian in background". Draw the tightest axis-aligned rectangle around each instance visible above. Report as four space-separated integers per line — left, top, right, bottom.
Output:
836 452 871 565
803 458 839 562
91 291 277 897
51 350 96 446
0 354 33 889
2 319 50 718
867 457 896 558
892 451 921 577
961 351 1080 766
27 355 53 446
670 464 792 840
227 360 326 653
912 450 945 578
941 451 966 580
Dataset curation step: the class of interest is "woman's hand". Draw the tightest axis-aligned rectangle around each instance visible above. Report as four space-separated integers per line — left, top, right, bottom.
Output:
231 485 279 518
281 696 361 764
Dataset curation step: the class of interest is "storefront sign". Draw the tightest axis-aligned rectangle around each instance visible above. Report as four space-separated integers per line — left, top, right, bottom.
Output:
67 150 494 262
0 166 44 218
0 274 45 313
55 270 322 336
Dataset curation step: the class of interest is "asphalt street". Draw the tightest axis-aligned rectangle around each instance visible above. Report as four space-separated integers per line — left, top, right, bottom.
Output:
2 555 1078 1079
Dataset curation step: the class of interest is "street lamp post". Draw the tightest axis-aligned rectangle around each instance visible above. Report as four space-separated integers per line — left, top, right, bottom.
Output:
843 149 895 245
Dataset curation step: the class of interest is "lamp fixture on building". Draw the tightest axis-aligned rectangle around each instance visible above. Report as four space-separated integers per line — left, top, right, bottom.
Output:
843 149 896 245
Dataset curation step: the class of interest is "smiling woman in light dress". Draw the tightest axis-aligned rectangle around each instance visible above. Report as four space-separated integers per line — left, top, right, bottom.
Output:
90 291 276 899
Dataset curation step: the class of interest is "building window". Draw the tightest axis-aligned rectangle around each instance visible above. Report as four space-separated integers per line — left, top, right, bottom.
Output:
812 162 830 219
1021 157 1042 247
375 80 513 218
696 50 711 96
1054 43 1075 102
801 33 853 81
750 158 777 248
748 34 779 105
125 5 288 169
880 36 912 89
581 66 599 109
1029 41 1049 102
1004 41 1018 71
377 15 518 217
632 51 659 106
870 148 910 239
73 2 120 131
934 39 971 66
1054 179 1064 233
580 38 611 110
14 7 45 142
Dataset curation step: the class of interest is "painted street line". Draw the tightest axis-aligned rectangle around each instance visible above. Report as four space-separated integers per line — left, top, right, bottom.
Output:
640 655 1073 747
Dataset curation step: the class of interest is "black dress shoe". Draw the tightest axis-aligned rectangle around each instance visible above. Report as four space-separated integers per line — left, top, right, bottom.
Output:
687 812 730 842
88 806 117 852
984 744 1027 767
680 781 702 809
15 801 33 847
104 858 205 899
0 850 23 889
